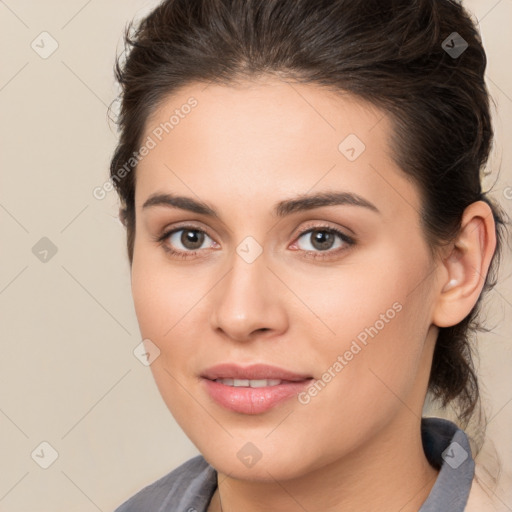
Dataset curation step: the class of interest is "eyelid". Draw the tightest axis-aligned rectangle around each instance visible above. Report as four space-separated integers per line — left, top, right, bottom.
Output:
292 220 353 238
159 221 217 242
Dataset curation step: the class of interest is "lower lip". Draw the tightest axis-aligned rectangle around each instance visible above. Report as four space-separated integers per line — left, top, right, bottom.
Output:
202 378 312 414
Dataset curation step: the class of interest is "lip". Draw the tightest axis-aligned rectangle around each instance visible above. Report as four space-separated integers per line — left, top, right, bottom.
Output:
201 363 312 381
201 363 314 414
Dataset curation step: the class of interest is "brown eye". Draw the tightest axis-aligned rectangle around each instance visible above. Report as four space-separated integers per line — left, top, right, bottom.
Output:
180 229 205 250
296 228 351 253
165 228 212 251
310 230 336 250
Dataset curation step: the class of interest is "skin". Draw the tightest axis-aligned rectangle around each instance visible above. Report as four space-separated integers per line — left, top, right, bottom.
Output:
129 76 496 511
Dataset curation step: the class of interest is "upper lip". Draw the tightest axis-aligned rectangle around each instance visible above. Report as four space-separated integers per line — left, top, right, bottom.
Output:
201 363 313 382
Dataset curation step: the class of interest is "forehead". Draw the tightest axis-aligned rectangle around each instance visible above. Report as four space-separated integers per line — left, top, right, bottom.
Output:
143 77 385 154
135 77 421 221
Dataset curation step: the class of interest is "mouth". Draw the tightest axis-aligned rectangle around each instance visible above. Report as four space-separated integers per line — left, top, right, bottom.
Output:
201 362 313 382
212 378 286 387
200 363 314 414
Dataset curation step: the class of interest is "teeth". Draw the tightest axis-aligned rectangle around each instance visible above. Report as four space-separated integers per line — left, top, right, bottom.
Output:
215 378 282 387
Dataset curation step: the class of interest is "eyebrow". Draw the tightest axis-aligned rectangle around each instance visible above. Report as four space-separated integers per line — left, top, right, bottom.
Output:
142 191 380 217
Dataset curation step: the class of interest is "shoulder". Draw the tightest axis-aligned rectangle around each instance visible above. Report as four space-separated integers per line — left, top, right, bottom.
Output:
113 455 217 512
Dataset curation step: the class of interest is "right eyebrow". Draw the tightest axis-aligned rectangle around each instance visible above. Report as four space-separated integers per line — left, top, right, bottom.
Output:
142 193 217 217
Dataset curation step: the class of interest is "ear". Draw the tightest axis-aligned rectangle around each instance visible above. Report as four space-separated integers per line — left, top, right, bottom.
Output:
432 201 497 328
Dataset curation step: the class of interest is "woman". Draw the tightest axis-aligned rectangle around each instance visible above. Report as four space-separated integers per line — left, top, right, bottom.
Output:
109 0 508 510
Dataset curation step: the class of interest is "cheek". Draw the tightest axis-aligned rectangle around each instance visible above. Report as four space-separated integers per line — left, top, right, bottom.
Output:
131 267 167 340
130 259 202 414
286 249 433 402
131 243 199 337
280 254 410 343
130 249 214 385
284 284 432 468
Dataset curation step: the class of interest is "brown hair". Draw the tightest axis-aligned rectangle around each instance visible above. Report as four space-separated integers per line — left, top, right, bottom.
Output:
109 0 508 435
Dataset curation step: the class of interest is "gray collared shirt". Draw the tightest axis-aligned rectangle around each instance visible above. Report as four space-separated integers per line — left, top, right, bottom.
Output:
114 417 475 511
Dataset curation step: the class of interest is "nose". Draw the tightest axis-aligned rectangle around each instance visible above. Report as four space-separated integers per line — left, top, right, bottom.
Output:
209 248 288 342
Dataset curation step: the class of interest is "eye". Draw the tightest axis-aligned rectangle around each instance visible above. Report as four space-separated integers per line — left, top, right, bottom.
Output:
168 228 212 250
293 226 354 258
155 224 355 260
156 226 217 258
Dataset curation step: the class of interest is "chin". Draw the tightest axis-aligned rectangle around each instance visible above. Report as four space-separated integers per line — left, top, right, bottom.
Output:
192 432 326 482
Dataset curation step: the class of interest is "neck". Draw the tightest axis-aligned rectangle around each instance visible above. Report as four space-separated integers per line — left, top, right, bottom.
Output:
209 413 439 512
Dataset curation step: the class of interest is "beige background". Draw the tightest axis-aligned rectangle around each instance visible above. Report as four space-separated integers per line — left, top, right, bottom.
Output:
0 1 511 510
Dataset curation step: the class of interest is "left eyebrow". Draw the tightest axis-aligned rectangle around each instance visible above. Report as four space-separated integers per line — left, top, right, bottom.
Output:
274 191 380 217
141 190 380 217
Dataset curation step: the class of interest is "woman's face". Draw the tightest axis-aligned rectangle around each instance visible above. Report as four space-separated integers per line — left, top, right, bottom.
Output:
131 77 442 479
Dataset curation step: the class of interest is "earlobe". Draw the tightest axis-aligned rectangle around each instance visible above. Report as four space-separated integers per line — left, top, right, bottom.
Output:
432 201 497 328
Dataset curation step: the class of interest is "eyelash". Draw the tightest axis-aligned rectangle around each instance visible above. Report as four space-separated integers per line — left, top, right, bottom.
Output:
154 223 355 261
